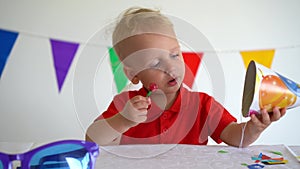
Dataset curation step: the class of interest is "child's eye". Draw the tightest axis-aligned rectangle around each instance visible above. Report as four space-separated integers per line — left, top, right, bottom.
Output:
170 53 179 58
150 59 160 68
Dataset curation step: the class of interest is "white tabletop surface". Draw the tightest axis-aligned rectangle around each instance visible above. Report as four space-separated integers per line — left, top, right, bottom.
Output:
1 142 299 168
96 144 300 169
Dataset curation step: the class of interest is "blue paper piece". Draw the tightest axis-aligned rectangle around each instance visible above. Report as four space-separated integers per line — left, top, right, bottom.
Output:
247 163 264 169
0 29 19 78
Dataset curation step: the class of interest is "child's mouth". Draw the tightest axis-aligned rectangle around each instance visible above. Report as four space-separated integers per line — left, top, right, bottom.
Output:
168 78 177 86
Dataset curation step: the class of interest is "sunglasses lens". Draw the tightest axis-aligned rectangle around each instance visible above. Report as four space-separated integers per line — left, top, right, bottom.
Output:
29 143 92 169
0 161 3 169
0 153 7 169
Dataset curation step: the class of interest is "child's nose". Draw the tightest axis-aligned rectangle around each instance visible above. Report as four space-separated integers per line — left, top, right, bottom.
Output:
163 62 176 76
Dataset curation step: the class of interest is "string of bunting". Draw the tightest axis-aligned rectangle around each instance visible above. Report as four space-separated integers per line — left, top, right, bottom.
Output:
1 28 299 93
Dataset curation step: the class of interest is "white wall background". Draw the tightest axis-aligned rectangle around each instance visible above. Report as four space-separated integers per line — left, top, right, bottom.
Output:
0 0 299 145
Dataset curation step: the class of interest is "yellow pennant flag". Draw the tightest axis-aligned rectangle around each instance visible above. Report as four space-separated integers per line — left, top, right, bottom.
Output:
240 49 275 68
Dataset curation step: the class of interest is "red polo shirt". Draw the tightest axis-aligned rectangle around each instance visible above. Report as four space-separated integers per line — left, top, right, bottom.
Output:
97 86 236 145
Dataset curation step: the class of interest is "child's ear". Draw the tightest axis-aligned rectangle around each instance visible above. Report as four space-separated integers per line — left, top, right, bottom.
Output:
123 66 140 84
131 77 140 84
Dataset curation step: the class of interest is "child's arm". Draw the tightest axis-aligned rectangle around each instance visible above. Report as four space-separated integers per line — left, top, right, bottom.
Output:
220 107 286 147
86 95 151 146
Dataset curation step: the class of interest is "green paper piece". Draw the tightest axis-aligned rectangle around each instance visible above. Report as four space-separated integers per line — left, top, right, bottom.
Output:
241 163 248 166
218 150 228 154
270 151 283 156
108 47 128 93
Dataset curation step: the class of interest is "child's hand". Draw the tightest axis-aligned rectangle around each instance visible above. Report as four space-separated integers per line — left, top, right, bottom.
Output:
250 107 286 133
120 95 151 127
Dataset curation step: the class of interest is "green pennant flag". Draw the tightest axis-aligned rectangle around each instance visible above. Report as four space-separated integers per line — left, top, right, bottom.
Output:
108 47 128 93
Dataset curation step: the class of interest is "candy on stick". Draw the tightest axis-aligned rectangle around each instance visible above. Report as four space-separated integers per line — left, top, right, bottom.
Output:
146 83 158 97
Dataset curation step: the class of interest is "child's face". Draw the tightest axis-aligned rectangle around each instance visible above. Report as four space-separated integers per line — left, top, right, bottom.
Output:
118 34 185 95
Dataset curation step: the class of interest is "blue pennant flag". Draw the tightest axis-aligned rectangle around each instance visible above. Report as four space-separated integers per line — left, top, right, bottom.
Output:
0 29 19 78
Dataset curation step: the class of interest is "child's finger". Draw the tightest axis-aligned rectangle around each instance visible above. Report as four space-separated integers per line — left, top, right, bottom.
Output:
130 96 151 109
280 107 287 116
133 101 150 110
250 113 261 125
261 109 271 125
140 110 148 116
131 95 149 104
270 107 281 121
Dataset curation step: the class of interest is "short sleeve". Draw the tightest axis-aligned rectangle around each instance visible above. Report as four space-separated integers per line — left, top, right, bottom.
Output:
200 94 237 144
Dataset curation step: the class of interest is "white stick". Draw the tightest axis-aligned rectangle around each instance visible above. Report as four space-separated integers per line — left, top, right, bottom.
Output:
284 144 300 162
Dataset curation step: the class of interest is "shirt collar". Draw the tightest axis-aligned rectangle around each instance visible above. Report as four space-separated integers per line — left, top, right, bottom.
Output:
168 86 188 112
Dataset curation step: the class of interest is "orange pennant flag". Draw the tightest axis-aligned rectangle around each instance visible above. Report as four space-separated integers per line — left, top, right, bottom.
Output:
240 49 275 68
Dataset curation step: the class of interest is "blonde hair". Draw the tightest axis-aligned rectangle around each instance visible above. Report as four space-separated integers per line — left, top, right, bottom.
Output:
112 7 176 57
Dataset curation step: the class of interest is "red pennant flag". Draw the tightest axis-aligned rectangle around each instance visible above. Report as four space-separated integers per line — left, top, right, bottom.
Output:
50 39 79 92
182 52 203 88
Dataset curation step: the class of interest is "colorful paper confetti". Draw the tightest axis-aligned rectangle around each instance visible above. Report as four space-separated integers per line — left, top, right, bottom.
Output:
251 152 287 165
217 150 228 154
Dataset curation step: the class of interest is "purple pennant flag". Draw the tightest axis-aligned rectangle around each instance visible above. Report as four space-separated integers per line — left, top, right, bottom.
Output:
50 39 79 92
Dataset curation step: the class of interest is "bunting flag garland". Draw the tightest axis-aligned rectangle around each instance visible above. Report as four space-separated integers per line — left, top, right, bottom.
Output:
108 49 203 92
108 47 129 93
0 28 299 93
50 39 79 92
0 29 19 78
240 49 275 69
182 52 203 88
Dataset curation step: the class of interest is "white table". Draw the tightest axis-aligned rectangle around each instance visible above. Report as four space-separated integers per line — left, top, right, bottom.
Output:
96 144 300 169
1 142 299 168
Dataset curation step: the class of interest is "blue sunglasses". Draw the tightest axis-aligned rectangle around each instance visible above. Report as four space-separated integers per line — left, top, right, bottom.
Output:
0 140 99 169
